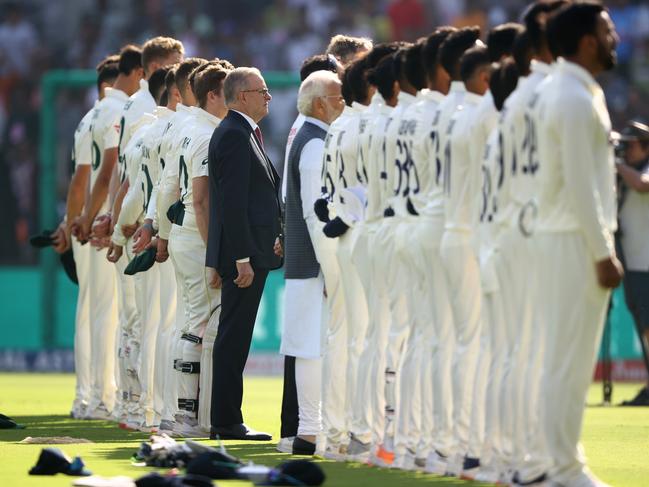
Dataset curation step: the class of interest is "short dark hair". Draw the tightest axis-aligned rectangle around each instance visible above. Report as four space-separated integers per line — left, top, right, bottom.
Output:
404 39 427 90
512 30 533 77
164 64 179 95
367 53 398 101
487 23 524 62
490 58 520 110
194 64 230 108
341 57 368 106
96 54 119 72
459 45 490 83
300 54 339 81
118 44 143 75
148 66 171 104
159 89 168 107
176 57 207 97
96 61 119 92
439 26 481 80
422 27 456 82
547 2 604 58
523 0 568 54
364 42 404 70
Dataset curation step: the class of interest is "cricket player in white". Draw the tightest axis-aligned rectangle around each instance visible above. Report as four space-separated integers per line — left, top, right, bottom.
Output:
390 29 454 469
61 57 119 419
417 26 479 476
75 45 144 419
535 5 621 486
440 44 490 477
348 51 397 466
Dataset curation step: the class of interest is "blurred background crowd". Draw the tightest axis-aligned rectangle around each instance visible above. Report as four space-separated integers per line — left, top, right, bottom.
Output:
1 0 649 264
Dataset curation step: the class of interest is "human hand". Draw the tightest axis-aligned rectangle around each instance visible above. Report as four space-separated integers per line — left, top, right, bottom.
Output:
207 267 222 289
595 255 624 289
132 221 154 254
92 213 112 238
51 221 70 254
122 223 138 238
274 237 283 257
234 261 254 288
156 238 169 262
106 242 123 263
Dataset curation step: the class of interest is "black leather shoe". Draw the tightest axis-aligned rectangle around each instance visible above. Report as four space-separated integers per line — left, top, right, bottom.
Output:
210 423 272 441
292 437 316 455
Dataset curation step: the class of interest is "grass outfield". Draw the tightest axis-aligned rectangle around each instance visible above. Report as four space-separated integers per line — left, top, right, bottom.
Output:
0 374 647 486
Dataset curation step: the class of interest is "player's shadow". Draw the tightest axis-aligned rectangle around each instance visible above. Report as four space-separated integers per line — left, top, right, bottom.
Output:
0 414 149 443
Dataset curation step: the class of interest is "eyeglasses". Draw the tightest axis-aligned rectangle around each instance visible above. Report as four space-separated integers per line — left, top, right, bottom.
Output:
241 87 271 97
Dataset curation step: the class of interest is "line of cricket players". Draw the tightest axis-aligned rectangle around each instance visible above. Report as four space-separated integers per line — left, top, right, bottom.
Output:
290 2 622 487
50 1 622 486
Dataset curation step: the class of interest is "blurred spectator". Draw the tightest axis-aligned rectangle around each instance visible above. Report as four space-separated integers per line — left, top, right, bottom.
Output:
387 0 427 41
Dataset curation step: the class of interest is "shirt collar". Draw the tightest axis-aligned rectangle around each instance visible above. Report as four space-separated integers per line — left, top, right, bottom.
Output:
398 91 417 105
422 90 445 103
139 79 149 92
177 103 192 114
351 101 366 112
463 92 483 106
370 92 385 106
104 87 128 102
231 109 258 131
557 58 599 91
196 107 222 126
531 59 553 76
304 116 329 132
449 81 466 94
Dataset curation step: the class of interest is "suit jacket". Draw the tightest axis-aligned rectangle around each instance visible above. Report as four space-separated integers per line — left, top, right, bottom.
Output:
206 110 283 275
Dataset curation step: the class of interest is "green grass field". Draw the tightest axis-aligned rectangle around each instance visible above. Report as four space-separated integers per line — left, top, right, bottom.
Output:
0 374 647 486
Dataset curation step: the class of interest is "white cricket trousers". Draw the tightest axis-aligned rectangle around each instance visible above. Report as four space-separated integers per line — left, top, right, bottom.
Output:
71 238 91 411
393 215 426 461
199 304 220 430
126 240 161 426
154 259 179 423
350 221 391 446
114 254 142 417
296 356 323 436
311 230 348 448
477 246 507 471
168 223 220 420
537 232 610 486
87 246 118 412
440 230 483 459
412 214 455 457
336 225 369 440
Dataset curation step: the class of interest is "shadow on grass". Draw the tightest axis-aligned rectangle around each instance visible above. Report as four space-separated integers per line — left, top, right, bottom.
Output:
0 415 149 443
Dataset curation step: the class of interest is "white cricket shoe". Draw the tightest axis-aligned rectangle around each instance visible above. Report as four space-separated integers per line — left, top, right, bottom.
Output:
276 436 295 453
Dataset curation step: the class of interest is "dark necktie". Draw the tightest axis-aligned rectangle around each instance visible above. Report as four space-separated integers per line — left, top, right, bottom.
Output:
254 127 264 150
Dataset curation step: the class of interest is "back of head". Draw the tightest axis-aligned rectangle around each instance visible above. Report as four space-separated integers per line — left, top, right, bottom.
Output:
487 22 524 62
341 57 368 106
194 64 231 108
364 42 404 70
326 34 373 66
165 64 179 95
300 54 340 81
404 39 427 91
176 57 207 98
297 70 341 116
142 36 184 74
459 45 490 84
489 58 520 110
148 66 171 104
367 53 398 102
422 27 456 82
523 0 569 57
96 56 119 92
118 44 143 76
439 26 481 80
223 67 262 106
512 29 532 77
546 1 605 59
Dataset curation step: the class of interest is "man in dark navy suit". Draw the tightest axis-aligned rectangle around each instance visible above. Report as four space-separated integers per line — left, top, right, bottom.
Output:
206 67 283 440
